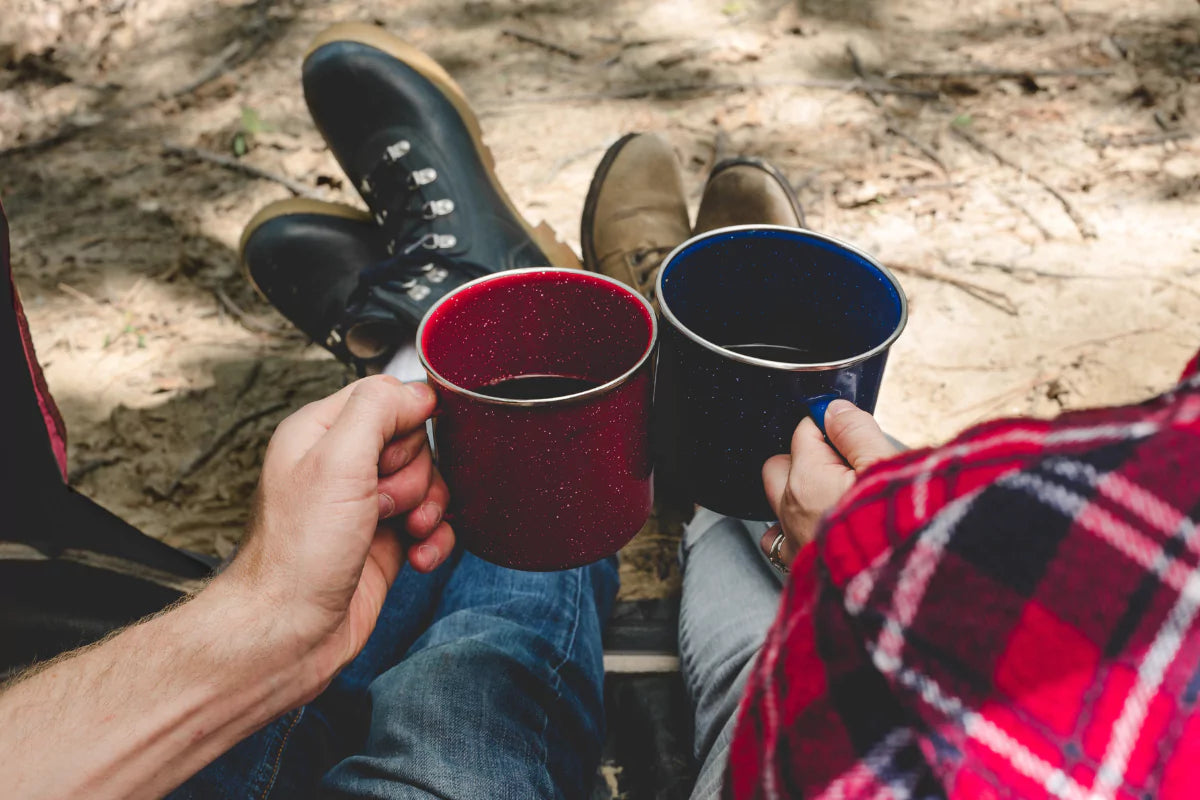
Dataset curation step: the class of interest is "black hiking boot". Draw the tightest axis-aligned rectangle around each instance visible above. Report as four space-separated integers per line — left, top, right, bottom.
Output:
240 198 396 371
302 23 579 352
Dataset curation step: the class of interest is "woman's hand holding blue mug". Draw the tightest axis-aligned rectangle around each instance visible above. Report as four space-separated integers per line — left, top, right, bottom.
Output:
759 399 900 568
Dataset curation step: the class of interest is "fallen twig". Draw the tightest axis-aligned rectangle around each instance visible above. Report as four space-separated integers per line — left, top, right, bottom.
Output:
889 262 1019 315
164 143 319 198
0 120 100 159
1089 130 1193 149
952 126 1096 239
970 260 1200 302
896 181 965 196
1055 326 1167 354
166 401 288 497
57 281 116 313
162 40 245 101
951 372 1058 419
212 286 286 334
886 125 948 174
888 66 1112 80
233 361 264 402
502 28 585 60
971 260 1086 280
588 35 677 47
154 0 274 106
847 44 882 107
912 360 1015 372
68 457 122 484
481 77 938 113
118 276 148 309
993 190 1055 241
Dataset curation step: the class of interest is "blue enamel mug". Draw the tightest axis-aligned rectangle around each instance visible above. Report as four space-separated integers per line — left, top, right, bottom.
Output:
654 225 907 520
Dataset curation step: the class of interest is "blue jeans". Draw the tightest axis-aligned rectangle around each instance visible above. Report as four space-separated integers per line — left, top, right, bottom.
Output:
679 509 782 800
171 548 618 799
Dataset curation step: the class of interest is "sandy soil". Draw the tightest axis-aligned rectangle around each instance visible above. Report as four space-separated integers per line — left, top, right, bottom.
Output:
3 0 1198 597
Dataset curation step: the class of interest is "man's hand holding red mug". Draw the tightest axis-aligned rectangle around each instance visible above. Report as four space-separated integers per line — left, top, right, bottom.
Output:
215 375 455 696
760 399 899 568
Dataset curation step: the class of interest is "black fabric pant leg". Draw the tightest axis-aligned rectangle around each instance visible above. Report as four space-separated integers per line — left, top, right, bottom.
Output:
1 205 211 675
0 211 66 518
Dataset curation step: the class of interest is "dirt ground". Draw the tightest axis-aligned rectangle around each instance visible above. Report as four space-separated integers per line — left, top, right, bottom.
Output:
3 0 1198 598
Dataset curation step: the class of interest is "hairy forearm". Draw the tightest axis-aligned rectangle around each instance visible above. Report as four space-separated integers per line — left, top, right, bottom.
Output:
0 579 322 800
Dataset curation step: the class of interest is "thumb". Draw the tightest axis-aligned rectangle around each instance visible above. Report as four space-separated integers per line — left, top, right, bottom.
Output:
823 399 898 473
314 377 436 471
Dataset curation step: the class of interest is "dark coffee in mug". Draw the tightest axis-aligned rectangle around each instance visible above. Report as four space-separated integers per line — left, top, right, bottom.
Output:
475 375 601 401
722 342 849 363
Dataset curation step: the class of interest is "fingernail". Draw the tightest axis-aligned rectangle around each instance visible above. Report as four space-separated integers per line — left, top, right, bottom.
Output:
384 444 410 474
378 492 395 519
405 382 434 403
418 544 439 568
421 501 442 529
826 399 856 417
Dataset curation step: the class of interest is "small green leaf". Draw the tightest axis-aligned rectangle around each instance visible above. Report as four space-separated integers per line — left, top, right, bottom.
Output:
952 113 973 128
232 133 248 157
721 0 745 15
137 334 146 349
240 107 264 134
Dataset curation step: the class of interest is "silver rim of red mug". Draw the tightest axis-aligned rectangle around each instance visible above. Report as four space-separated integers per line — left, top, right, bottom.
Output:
655 223 909 373
415 267 659 407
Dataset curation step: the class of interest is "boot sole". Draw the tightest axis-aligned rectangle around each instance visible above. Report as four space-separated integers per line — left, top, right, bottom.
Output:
305 23 581 271
705 156 807 229
579 132 642 272
239 197 373 303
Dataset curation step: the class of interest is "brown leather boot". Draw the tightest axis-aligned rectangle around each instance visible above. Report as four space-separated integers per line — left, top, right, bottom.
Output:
694 156 806 234
581 133 691 308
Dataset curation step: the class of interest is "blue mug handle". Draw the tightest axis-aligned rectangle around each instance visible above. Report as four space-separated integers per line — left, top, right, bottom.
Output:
805 393 840 436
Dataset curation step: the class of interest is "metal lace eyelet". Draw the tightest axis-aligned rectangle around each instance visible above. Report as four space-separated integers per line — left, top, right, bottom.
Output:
398 277 417 290
423 233 457 250
385 140 411 161
360 177 372 195
425 266 450 284
325 328 343 347
374 209 388 225
408 284 431 301
409 167 438 188
422 198 455 219
419 262 435 273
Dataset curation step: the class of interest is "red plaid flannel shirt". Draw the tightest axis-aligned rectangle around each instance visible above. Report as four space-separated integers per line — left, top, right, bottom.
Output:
728 353 1200 799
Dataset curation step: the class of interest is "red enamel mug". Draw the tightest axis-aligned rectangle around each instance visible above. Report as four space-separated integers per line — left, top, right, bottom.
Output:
416 268 657 571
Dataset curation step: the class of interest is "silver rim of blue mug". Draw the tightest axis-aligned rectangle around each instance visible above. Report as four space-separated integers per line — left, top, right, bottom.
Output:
415 267 659 407
655 224 908 373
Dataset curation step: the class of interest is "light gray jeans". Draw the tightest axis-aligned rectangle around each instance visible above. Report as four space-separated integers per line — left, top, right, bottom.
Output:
679 508 784 800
